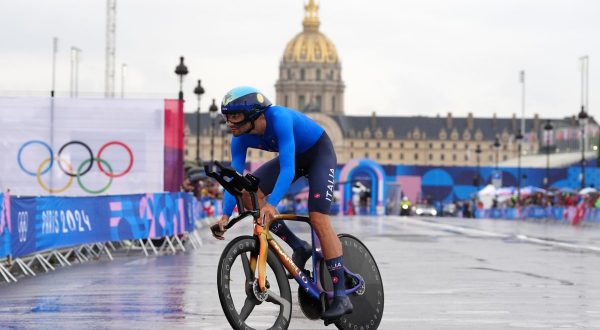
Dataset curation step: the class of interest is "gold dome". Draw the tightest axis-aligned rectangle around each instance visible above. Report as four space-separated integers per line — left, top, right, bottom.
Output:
282 0 339 64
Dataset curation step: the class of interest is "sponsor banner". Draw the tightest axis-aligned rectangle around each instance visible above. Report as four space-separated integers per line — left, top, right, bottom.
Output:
0 193 11 258
0 97 165 196
9 192 194 258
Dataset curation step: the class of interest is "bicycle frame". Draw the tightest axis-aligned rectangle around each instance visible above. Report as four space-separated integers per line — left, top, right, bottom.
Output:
254 214 365 301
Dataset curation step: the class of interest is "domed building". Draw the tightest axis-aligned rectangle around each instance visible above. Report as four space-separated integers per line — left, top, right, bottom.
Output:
275 0 345 115
184 1 595 174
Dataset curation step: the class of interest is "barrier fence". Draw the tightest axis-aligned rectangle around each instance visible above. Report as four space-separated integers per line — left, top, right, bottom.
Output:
475 205 600 224
0 191 200 283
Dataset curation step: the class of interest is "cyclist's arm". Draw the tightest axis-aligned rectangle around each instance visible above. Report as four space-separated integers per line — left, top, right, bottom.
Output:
222 137 248 216
267 114 295 207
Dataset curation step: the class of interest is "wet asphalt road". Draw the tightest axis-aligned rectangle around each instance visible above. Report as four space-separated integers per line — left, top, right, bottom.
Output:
0 216 599 329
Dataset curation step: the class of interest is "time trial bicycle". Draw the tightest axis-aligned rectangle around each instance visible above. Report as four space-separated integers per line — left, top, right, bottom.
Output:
205 161 384 329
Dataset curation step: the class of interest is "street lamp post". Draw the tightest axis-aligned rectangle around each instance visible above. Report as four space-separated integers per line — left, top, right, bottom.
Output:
220 118 227 162
493 136 501 170
174 56 188 101
544 120 554 189
578 107 588 189
515 131 523 203
209 98 219 161
193 80 205 165
475 145 482 190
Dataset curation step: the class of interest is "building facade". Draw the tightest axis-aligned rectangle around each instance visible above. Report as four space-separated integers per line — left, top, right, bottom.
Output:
184 1 598 168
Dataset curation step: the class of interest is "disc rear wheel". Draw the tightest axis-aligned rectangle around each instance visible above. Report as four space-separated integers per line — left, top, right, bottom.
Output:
320 234 384 330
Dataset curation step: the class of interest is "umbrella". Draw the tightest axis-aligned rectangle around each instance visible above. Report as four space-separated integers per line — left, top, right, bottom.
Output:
558 187 577 194
520 186 546 196
495 187 516 196
579 187 598 195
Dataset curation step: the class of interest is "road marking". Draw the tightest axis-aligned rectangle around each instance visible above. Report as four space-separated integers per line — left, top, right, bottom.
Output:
394 216 600 253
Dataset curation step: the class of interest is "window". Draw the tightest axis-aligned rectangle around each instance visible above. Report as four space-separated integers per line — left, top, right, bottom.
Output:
441 143 445 148
248 150 253 157
298 95 306 109
185 149 188 156
503 155 508 161
429 143 433 148
415 143 419 148
284 95 288 107
316 95 322 109
440 154 445 160
350 152 354 158
453 143 457 150
388 142 393 148
414 153 419 160
316 69 321 81
428 154 433 160
259 151 263 157
400 142 404 148
452 154 457 161
465 143 469 149
365 152 369 158
377 142 380 148
400 153 404 160
300 69 305 81
364 141 368 147
350 141 354 147
388 153 392 160
464 155 468 161
488 155 493 161
376 152 380 159
287 69 292 80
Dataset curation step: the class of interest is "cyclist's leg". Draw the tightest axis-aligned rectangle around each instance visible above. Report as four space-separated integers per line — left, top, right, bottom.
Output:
305 133 353 321
251 158 311 262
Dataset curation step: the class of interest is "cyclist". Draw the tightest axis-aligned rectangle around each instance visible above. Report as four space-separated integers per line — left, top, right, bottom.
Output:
211 86 353 322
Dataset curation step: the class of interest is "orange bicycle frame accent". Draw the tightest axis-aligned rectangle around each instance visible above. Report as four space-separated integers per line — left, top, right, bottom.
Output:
254 214 310 292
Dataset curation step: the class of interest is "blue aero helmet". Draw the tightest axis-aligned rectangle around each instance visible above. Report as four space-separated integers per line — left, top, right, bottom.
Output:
221 86 272 127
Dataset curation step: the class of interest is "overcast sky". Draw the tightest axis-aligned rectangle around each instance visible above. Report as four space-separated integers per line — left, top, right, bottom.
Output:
1 0 598 119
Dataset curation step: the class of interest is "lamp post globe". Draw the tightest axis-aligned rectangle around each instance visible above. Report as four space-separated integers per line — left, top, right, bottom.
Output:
209 98 219 162
174 56 188 101
578 107 588 188
543 120 553 189
193 80 205 165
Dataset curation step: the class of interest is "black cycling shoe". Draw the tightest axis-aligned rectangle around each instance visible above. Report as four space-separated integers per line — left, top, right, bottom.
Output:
287 241 312 279
322 295 353 325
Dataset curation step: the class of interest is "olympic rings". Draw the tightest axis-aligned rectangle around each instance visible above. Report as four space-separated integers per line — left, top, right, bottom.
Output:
18 140 134 194
96 141 134 178
77 158 113 194
18 140 53 176
36 157 74 194
58 141 93 177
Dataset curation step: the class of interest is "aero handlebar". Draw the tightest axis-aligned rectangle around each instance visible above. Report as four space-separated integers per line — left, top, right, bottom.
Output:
204 161 261 229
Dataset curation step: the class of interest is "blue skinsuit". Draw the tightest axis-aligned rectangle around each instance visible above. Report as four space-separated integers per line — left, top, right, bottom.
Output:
223 105 325 216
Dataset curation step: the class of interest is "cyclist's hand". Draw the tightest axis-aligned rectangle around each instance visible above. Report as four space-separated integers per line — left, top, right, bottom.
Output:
259 204 278 227
211 215 229 240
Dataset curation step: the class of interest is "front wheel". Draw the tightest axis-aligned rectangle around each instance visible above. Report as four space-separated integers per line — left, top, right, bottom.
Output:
217 235 292 330
321 234 385 330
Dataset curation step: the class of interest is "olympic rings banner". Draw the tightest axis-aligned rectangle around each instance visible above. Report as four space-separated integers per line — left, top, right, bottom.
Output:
2 192 194 258
0 97 183 196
